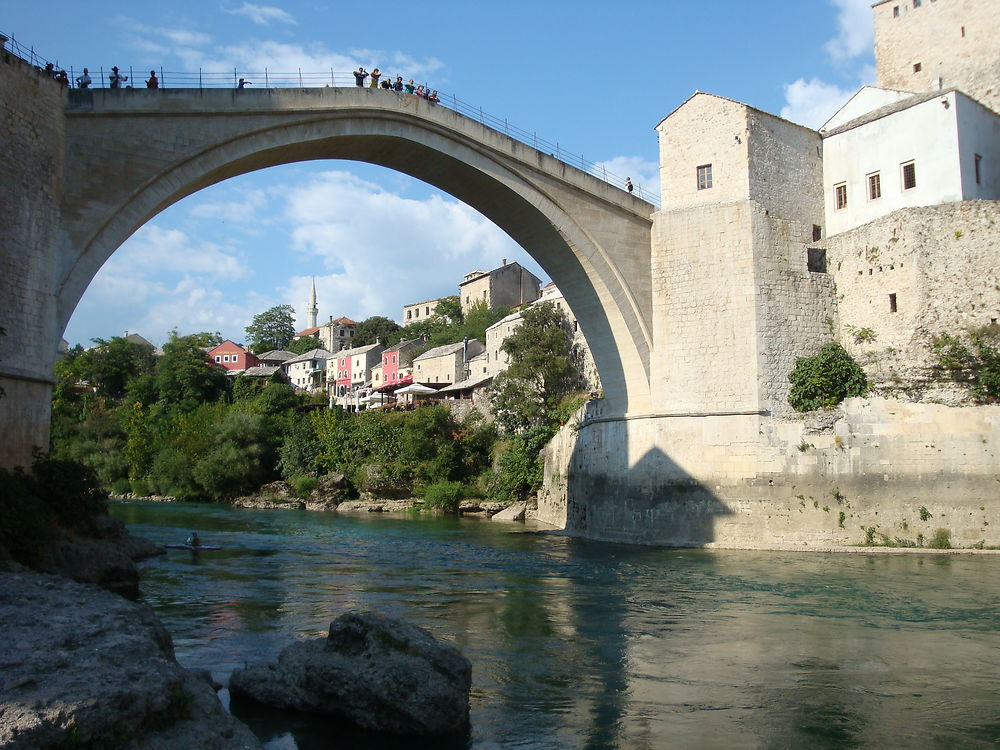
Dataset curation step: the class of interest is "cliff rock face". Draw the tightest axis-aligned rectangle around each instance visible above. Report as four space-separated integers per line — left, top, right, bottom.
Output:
230 612 471 736
0 572 261 750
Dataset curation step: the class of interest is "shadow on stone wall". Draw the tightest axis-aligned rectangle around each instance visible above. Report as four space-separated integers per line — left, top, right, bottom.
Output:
565 419 733 546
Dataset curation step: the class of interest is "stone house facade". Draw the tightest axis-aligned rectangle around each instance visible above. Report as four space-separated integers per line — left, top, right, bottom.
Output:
458 260 541 316
413 341 485 386
285 348 334 391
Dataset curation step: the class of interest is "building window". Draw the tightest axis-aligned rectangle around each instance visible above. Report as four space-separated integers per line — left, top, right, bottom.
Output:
867 172 882 200
696 164 713 190
975 154 982 185
807 248 828 274
426 306 431 316
913 62 922 73
893 5 900 16
215 355 221 362
912 0 920 6
901 161 917 190
812 225 822 241
834 182 848 210
406 310 411 320
889 293 898 313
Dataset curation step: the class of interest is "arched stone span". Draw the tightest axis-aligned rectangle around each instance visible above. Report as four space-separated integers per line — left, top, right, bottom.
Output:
60 87 655 415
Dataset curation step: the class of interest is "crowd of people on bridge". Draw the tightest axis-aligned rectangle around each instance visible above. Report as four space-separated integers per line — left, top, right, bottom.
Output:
352 67 440 103
39 62 158 88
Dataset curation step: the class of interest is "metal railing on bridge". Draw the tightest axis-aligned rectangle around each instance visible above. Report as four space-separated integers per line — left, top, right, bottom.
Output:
1 32 660 205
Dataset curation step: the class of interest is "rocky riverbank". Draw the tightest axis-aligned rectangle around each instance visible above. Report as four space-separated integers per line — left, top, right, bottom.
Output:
113 475 528 521
0 571 261 749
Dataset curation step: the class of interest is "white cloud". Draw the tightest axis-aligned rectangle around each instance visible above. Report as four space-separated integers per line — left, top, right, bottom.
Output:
225 3 297 26
824 0 875 63
594 156 660 203
781 0 877 129
781 77 856 129
113 225 251 278
279 170 533 325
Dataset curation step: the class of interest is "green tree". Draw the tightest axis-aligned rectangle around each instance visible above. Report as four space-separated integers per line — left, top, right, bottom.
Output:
74 336 157 399
245 305 296 353
155 331 229 413
353 316 401 347
490 302 585 434
434 296 462 322
286 335 323 355
787 342 869 412
461 299 511 344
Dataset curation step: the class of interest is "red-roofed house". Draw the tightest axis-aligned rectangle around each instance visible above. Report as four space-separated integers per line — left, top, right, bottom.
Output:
208 341 260 372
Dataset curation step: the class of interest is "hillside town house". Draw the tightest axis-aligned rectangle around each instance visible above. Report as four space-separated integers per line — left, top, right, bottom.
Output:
458 260 542 316
285 348 334 391
331 342 385 400
412 340 485 386
208 340 261 373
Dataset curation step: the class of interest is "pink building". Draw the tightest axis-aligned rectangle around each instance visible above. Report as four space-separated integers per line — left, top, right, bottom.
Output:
208 341 260 372
380 338 424 389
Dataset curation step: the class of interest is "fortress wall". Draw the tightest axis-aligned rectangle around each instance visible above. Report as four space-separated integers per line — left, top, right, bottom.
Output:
0 51 66 468
824 201 1000 389
549 398 1000 549
752 211 838 416
650 201 761 413
874 0 1000 114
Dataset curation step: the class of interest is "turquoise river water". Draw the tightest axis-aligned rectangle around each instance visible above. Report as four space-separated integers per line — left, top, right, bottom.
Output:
110 501 1000 750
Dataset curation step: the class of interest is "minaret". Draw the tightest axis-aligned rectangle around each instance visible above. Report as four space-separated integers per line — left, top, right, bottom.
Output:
307 277 318 329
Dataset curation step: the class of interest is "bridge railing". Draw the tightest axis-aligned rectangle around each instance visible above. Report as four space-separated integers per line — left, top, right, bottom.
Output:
0 32 660 206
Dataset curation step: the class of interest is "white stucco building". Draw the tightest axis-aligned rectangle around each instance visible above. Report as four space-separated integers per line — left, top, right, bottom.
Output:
822 87 1000 235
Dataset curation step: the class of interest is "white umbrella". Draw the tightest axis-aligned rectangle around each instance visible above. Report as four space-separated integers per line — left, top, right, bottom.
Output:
394 383 439 395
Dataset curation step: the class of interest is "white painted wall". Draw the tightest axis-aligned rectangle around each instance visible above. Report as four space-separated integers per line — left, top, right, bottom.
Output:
956 95 1000 199
824 92 966 235
821 86 914 132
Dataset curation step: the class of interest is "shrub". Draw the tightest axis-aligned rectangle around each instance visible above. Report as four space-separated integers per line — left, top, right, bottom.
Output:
788 342 869 412
292 475 318 498
421 480 467 513
927 528 952 549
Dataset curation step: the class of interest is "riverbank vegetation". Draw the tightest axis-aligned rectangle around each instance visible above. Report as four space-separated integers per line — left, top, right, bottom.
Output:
48 302 588 512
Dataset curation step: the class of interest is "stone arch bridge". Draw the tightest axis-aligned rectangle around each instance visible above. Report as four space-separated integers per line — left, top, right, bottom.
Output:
2 75 656 467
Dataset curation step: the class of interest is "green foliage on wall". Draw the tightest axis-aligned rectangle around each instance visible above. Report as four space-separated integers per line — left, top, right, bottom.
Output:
788 342 869 412
932 326 1000 403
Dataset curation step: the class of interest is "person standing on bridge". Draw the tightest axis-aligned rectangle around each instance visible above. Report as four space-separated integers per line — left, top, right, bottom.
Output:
146 70 158 88
625 177 633 194
369 68 380 88
393 76 404 92
353 67 368 86
109 66 128 88
75 68 92 89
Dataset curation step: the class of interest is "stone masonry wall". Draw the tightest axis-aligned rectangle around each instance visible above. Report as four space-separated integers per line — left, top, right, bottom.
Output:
753 211 838 416
546 398 1000 549
873 0 999 114
651 202 761 414
0 52 66 468
824 201 1000 399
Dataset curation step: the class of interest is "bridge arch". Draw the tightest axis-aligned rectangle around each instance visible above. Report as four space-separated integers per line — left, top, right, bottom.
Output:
60 88 654 414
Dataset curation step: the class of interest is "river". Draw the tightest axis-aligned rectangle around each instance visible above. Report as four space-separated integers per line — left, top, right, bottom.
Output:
110 501 1000 750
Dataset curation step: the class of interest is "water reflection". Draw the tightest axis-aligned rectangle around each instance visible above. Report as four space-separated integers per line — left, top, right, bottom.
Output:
113 502 1000 750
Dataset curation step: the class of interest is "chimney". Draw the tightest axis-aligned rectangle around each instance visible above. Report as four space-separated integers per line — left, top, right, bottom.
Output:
502 258 507 266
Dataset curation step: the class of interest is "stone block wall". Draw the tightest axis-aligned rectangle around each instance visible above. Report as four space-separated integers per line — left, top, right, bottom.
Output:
651 201 761 413
873 0 999 114
746 108 824 231
657 94 750 209
0 52 66 468
547 399 1000 549
824 201 1000 397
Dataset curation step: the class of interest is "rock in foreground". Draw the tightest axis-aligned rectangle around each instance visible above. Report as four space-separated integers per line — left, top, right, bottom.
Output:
229 611 471 735
0 572 260 750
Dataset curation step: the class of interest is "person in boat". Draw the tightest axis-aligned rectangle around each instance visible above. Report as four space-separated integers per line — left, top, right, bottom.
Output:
186 532 202 547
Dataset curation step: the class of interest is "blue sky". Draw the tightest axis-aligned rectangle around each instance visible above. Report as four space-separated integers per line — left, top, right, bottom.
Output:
6 0 875 347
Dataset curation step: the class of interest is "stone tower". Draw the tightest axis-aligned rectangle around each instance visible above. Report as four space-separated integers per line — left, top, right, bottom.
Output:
306 277 318 329
873 0 1000 113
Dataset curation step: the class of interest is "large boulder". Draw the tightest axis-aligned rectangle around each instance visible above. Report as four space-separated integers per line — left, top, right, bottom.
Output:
305 472 352 510
0 572 261 749
229 612 471 735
